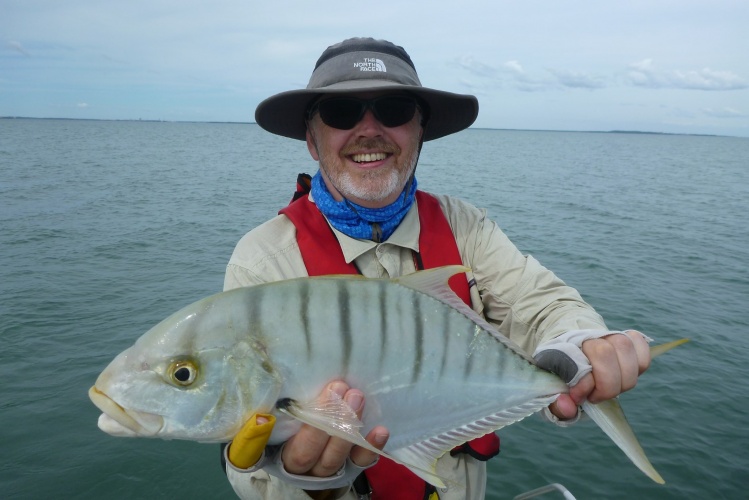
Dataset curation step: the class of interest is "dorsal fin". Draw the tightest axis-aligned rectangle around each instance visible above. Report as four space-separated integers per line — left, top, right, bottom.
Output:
393 266 535 363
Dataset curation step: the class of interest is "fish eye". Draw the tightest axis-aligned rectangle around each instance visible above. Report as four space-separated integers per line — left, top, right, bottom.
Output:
169 360 198 386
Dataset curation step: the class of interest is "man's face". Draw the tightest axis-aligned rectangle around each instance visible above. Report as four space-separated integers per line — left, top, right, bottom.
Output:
305 92 424 209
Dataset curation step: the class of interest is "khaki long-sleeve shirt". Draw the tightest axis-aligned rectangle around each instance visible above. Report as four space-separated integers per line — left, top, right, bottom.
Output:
223 192 607 499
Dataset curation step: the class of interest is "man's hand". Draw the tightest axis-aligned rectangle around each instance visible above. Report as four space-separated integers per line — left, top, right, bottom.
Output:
281 380 389 477
549 330 651 420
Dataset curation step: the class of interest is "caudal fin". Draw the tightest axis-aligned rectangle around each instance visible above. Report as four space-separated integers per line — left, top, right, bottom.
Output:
650 338 689 358
582 399 664 484
582 338 689 484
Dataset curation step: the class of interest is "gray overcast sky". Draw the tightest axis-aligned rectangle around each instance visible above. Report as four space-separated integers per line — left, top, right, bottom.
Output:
2 0 748 136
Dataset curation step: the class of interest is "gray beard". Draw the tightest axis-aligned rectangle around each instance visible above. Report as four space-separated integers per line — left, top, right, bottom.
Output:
319 148 418 203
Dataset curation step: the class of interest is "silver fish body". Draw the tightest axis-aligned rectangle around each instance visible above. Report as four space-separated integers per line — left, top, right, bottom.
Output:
90 266 665 485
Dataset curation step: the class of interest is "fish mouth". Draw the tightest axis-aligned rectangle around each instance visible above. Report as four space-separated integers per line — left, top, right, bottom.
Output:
89 386 164 437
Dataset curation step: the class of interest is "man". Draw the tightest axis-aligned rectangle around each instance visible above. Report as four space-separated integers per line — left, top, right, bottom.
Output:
221 37 651 499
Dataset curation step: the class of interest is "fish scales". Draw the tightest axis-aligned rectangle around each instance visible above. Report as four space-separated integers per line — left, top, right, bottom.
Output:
137 273 557 446
90 266 673 486
240 275 563 451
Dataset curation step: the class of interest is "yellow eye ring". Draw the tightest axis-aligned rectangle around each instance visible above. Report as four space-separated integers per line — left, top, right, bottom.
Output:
169 360 198 386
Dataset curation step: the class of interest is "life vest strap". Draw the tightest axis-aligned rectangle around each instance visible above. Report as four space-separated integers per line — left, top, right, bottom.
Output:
280 177 500 499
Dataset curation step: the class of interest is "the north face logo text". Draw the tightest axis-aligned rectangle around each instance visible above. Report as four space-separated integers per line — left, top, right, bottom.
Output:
353 58 386 72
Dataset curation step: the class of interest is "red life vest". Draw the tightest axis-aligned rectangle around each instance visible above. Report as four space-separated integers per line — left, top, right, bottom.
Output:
279 186 499 499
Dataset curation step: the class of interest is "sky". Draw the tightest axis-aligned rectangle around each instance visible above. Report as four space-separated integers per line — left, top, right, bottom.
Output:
2 0 748 137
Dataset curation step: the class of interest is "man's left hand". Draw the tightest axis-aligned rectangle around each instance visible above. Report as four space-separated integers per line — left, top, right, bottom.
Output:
548 330 651 420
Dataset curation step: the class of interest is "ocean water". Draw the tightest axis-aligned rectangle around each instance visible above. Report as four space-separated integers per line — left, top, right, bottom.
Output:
1 118 747 499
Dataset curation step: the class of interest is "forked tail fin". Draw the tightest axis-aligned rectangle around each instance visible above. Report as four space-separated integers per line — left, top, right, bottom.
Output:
582 398 664 483
649 338 690 358
582 338 689 484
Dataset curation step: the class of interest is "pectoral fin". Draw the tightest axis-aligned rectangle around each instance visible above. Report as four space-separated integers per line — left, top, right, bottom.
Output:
276 391 449 487
275 392 368 447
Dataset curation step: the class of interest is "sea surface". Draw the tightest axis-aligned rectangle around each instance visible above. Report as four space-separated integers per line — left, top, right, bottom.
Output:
1 118 747 499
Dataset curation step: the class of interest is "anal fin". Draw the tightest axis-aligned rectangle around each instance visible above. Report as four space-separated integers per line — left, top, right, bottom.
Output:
390 395 558 486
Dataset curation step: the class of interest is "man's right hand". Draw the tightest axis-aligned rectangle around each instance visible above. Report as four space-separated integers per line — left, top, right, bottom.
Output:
281 380 389 478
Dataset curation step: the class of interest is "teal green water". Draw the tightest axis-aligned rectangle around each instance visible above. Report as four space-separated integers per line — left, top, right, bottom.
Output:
2 119 747 499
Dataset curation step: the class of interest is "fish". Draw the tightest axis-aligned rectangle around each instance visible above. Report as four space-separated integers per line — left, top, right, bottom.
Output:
89 265 683 487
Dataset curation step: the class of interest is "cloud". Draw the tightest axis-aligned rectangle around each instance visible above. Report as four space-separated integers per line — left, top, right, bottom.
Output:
7 40 31 57
503 60 524 75
502 60 554 92
77 103 89 108
455 55 748 96
702 107 745 118
454 55 611 92
547 68 607 89
454 55 499 79
626 59 748 91
456 57 554 92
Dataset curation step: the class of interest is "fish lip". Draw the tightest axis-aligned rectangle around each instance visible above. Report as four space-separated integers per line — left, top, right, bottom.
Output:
88 386 163 436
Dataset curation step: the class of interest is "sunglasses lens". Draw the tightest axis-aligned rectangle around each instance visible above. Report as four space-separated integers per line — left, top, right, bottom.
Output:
317 99 364 129
314 96 418 130
373 97 417 128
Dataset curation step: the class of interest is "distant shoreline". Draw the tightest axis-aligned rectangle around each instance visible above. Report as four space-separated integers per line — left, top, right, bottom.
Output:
0 115 731 138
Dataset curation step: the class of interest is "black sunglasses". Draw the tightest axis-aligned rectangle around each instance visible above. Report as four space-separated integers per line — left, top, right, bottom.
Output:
307 95 422 130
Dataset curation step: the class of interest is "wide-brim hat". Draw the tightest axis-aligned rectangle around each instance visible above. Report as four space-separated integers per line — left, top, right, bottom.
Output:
254 37 478 141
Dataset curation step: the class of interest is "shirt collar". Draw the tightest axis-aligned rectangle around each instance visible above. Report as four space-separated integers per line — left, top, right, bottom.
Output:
317 196 421 264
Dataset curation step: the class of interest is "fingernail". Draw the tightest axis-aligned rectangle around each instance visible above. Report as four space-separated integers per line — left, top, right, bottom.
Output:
329 381 347 398
346 393 363 412
374 430 389 446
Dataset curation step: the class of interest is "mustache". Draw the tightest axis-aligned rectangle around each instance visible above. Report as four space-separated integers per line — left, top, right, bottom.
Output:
341 138 400 156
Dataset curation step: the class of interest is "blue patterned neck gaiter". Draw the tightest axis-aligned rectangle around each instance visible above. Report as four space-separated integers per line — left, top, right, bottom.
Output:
310 171 417 242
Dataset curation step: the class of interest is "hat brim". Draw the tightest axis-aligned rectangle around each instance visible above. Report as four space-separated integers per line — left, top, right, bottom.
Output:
254 80 478 142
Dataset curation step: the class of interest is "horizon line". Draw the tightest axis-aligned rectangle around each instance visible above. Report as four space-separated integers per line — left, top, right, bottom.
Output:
0 115 738 139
